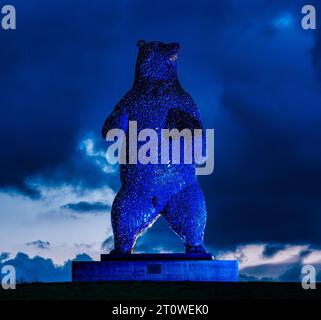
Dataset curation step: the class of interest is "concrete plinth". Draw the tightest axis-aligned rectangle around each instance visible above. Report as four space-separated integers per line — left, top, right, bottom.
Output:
72 254 238 282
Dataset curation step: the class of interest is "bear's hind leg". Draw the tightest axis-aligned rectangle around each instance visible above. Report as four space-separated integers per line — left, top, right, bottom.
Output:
163 183 207 254
111 187 159 254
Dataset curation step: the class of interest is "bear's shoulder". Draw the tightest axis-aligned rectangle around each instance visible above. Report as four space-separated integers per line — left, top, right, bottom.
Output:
170 85 197 109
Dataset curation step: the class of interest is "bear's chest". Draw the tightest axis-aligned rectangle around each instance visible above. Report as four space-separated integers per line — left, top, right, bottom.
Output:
128 93 173 129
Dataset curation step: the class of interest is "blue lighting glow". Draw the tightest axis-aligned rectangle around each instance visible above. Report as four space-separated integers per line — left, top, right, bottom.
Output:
273 14 294 28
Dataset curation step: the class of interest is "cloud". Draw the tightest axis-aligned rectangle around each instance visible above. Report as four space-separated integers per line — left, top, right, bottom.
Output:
101 235 114 252
61 201 110 213
26 240 50 250
0 0 124 195
239 273 276 282
262 243 287 258
241 262 321 282
79 138 116 175
0 183 114 264
218 243 321 282
0 253 10 263
134 216 185 253
73 253 93 262
278 264 304 282
0 252 92 283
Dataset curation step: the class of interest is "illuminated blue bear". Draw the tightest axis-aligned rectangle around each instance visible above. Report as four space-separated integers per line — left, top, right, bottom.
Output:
102 40 207 254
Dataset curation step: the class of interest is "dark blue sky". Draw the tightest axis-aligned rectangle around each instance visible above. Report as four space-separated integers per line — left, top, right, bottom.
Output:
1 0 321 281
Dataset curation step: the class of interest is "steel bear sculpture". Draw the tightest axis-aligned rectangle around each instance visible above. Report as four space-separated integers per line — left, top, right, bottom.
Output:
102 40 207 254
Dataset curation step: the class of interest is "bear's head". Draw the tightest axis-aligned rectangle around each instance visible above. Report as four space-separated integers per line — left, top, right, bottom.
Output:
135 40 180 82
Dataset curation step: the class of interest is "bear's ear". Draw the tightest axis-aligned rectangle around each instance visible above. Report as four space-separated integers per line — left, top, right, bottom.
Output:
136 40 146 49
